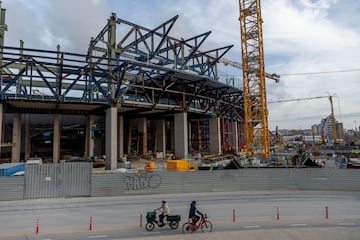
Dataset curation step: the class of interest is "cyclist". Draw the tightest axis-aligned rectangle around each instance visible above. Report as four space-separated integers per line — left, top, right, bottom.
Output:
188 200 202 225
155 200 169 226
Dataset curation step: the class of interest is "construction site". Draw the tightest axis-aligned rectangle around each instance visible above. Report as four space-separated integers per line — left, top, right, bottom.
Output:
0 0 359 174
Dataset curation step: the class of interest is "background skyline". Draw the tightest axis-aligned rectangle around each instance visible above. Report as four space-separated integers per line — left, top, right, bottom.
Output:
2 0 359 131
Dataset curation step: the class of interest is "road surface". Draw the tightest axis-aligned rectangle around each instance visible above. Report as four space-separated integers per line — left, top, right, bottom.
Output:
0 191 359 240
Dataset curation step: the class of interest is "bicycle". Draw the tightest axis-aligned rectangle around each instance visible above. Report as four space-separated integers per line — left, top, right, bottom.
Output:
182 213 213 234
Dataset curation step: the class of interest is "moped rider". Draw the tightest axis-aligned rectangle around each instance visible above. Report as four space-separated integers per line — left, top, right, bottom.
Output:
155 200 170 226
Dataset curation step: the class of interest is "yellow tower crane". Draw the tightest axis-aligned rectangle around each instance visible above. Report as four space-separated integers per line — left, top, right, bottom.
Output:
268 95 338 142
215 56 280 83
238 0 270 158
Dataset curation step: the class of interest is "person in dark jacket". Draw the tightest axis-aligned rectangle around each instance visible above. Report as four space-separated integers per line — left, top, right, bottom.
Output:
188 200 202 225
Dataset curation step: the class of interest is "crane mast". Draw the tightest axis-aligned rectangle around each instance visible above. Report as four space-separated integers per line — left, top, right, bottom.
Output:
238 0 270 158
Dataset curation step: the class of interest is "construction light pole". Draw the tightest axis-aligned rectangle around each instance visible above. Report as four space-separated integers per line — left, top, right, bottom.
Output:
0 1 7 160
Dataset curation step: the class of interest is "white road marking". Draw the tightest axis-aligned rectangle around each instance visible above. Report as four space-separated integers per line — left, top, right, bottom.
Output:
338 222 356 226
89 235 108 239
290 223 307 227
243 225 260 229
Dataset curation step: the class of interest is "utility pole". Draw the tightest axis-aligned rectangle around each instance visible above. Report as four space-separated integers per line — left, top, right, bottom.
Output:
0 1 7 159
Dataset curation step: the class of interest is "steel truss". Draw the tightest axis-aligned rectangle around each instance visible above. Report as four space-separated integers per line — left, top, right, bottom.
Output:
0 14 243 119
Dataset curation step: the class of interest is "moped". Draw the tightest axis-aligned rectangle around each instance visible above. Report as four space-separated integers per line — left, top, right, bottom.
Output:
145 210 181 231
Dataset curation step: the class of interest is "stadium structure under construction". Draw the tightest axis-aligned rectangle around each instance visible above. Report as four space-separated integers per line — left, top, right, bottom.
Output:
0 7 246 169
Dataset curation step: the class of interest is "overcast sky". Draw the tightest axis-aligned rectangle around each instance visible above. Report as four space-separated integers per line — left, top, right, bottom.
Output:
2 0 359 131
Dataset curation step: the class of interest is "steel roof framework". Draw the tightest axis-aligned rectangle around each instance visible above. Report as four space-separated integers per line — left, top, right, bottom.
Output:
0 14 244 120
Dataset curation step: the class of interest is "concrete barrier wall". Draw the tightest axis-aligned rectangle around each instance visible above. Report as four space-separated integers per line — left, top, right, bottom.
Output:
91 169 360 197
1 168 359 201
0 176 24 201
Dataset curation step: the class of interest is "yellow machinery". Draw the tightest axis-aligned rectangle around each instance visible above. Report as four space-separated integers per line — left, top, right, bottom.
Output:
238 0 270 158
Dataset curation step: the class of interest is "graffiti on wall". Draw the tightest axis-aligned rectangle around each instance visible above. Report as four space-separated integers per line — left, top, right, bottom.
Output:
221 172 235 182
124 173 162 191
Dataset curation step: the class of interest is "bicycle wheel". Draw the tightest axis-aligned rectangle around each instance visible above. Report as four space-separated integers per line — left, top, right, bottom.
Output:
145 222 155 231
169 221 179 229
201 220 213 232
182 222 193 234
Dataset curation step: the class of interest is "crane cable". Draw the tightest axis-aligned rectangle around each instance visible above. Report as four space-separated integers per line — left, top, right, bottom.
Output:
280 68 360 76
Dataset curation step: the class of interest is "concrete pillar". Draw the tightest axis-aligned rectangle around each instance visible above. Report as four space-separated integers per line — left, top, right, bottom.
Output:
85 115 95 157
170 120 175 153
117 115 124 159
138 117 147 155
0 103 2 158
53 114 61 163
232 120 239 153
11 113 21 162
127 123 133 155
24 114 30 160
174 112 188 159
188 121 193 153
209 117 221 155
105 107 117 170
155 119 166 158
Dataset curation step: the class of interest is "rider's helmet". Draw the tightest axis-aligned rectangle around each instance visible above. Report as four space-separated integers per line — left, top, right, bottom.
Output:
162 200 167 203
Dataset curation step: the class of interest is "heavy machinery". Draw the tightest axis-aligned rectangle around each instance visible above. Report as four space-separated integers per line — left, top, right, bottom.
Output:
238 0 271 158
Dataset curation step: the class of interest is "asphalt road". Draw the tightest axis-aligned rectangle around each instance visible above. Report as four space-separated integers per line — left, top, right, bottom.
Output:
0 191 359 240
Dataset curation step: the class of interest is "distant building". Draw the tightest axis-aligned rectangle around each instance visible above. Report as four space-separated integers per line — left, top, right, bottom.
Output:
319 115 344 141
336 122 344 139
311 124 321 136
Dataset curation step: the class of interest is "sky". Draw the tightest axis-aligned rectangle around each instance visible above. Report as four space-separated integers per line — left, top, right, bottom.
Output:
1 0 359 131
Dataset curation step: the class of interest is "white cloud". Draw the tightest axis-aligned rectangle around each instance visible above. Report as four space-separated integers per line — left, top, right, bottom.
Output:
261 0 360 130
3 0 109 52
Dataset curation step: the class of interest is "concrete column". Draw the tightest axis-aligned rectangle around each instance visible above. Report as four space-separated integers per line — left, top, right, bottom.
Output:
127 123 132 155
138 117 147 155
24 114 30 160
105 107 117 170
0 103 2 158
170 120 175 153
232 121 239 153
85 115 95 157
155 119 166 158
11 113 21 162
188 121 193 152
209 117 221 155
174 112 188 159
53 114 60 163
117 115 124 159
